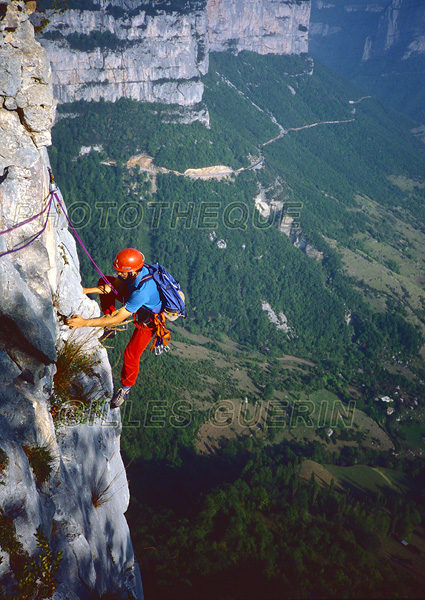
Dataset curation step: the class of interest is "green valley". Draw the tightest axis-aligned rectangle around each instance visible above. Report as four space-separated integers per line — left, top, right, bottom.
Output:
49 50 425 598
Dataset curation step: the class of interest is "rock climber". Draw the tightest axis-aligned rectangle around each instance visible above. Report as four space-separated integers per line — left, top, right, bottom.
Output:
66 248 162 408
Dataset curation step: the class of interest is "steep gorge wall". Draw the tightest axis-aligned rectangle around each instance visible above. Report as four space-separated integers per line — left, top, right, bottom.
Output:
0 2 142 598
310 0 425 63
38 5 209 113
207 0 310 55
35 0 310 113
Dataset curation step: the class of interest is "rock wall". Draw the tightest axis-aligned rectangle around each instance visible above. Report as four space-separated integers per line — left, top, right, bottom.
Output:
37 2 209 116
368 0 425 59
0 2 143 598
35 0 310 114
207 0 310 55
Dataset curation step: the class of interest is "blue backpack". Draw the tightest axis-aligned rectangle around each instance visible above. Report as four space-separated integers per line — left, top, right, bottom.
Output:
138 263 186 321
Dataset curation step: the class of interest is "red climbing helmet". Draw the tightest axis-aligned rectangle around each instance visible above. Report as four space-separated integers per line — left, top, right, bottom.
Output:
113 248 145 272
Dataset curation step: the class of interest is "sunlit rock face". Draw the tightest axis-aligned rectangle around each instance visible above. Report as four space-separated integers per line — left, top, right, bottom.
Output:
0 2 143 598
35 0 309 125
36 3 209 109
207 0 310 55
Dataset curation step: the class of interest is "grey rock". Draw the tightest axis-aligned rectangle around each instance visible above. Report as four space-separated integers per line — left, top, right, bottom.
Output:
1 1 54 147
0 348 21 382
207 0 310 55
36 0 310 120
0 51 21 97
0 0 23 33
0 256 57 362
0 109 40 171
3 96 18 110
0 3 143 598
39 7 208 109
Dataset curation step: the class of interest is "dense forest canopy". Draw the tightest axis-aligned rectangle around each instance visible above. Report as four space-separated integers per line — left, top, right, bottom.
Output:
51 53 425 370
49 50 425 598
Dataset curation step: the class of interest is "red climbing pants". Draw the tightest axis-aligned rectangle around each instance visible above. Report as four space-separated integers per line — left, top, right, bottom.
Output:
98 277 154 387
121 322 154 386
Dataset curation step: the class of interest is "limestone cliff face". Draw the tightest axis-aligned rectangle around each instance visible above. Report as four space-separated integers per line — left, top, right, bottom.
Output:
35 0 309 114
207 0 310 55
368 0 425 59
0 2 143 598
37 2 209 116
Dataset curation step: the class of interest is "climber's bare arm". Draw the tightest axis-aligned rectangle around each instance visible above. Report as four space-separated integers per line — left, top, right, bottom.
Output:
82 277 123 295
66 306 132 329
83 285 109 295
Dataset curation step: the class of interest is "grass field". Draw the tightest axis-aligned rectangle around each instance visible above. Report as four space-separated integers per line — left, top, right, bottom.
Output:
325 463 412 496
397 420 425 450
126 326 420 457
156 326 401 455
299 460 425 587
300 459 412 496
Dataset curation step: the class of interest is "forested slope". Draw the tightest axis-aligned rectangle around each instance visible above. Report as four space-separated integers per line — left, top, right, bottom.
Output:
49 51 425 598
51 53 425 369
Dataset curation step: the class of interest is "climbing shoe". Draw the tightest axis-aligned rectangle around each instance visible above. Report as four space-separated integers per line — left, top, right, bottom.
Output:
110 387 131 409
100 327 116 342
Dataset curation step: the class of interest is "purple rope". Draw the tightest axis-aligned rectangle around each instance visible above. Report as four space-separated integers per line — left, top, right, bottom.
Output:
0 193 52 236
0 175 120 299
0 195 54 258
52 191 120 297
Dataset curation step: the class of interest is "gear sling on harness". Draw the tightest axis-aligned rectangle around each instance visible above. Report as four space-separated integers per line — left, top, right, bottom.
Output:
136 312 171 355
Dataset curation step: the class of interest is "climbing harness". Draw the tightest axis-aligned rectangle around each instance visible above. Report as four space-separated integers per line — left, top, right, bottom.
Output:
133 311 171 356
149 312 171 356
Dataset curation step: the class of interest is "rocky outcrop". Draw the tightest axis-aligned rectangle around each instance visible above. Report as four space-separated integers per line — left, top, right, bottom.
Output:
0 2 143 598
34 0 310 115
309 0 425 121
207 0 310 55
372 0 425 59
36 3 208 114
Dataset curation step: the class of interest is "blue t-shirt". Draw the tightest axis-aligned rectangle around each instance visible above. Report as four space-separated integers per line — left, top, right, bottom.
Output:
124 267 162 314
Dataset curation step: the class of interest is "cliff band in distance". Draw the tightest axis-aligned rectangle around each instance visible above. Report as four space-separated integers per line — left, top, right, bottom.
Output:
36 0 310 119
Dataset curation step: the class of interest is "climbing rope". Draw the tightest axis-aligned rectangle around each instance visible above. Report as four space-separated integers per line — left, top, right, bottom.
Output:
0 191 52 236
1 169 176 355
0 168 120 298
49 168 120 297
0 192 55 258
